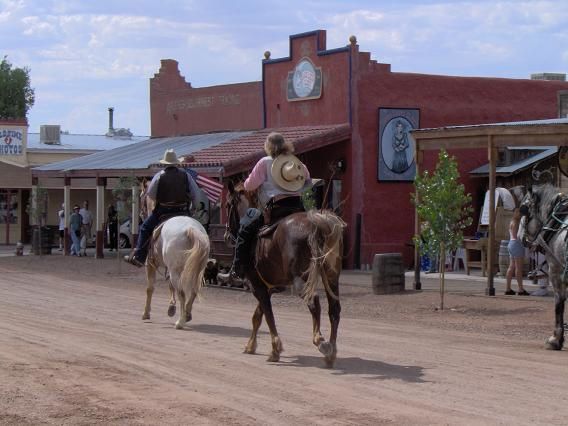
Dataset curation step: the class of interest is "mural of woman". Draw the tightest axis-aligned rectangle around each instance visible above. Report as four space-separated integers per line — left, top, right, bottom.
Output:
391 120 409 173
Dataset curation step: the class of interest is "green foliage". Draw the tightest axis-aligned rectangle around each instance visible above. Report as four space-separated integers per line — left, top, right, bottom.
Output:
0 56 35 119
301 187 317 210
411 149 473 258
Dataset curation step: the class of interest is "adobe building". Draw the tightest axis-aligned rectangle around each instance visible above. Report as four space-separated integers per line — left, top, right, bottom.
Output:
147 30 568 268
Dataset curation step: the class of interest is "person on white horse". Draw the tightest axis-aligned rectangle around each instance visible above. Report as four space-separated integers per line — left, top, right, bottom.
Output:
218 132 311 280
124 149 200 267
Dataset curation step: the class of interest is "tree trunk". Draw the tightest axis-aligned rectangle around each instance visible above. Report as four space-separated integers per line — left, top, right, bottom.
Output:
439 242 445 310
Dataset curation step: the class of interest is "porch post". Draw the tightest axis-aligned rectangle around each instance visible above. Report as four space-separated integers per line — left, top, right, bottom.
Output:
63 177 71 255
95 177 106 258
413 140 422 290
486 136 496 296
131 182 140 247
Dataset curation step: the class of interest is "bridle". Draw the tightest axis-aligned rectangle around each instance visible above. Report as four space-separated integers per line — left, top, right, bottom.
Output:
520 192 568 268
224 191 241 246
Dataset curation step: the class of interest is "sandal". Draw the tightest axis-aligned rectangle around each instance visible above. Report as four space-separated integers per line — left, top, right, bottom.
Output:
517 290 530 296
504 289 516 295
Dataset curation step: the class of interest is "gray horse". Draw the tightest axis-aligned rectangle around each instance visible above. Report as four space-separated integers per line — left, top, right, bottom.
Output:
519 184 568 350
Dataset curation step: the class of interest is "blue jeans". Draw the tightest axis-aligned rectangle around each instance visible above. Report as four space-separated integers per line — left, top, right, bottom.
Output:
70 230 81 255
133 206 188 263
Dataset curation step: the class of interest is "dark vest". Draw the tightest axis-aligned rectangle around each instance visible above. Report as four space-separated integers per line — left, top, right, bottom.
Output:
156 167 190 208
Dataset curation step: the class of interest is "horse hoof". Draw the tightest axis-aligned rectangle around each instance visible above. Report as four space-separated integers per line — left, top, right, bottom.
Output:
175 321 184 330
142 313 150 320
186 312 192 322
167 305 176 317
318 341 333 357
267 354 280 362
545 337 562 350
244 345 256 354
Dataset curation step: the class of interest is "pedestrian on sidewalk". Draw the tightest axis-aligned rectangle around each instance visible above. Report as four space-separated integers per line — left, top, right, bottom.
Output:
505 208 529 296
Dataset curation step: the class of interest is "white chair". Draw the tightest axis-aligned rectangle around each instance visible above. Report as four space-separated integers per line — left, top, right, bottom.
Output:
453 248 466 272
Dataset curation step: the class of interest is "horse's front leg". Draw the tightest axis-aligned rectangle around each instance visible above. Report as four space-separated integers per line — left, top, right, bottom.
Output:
323 277 341 368
244 303 263 354
546 281 566 350
167 281 176 317
253 285 282 362
142 264 156 320
307 294 325 348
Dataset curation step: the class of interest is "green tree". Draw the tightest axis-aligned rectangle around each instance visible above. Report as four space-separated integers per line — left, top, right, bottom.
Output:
411 149 473 310
0 56 35 119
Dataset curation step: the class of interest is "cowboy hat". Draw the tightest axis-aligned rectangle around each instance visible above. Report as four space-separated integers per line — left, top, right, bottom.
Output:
159 149 181 165
271 154 307 192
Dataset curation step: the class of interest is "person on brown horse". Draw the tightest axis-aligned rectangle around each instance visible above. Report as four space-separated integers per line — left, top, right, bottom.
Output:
218 132 310 280
124 148 200 267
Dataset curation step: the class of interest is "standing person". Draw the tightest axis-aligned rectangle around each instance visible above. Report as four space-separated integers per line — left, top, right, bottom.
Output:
107 204 118 251
69 205 83 256
391 120 410 173
193 201 209 232
79 200 93 244
219 132 310 280
124 149 199 267
57 203 65 251
505 208 529 295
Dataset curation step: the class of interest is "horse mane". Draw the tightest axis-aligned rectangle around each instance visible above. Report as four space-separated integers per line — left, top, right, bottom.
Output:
531 184 562 223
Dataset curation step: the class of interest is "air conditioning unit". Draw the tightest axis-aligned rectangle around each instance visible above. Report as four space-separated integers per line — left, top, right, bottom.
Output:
40 125 61 145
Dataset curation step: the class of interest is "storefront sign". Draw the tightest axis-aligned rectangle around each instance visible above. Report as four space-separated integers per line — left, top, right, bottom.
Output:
0 128 24 156
287 58 322 101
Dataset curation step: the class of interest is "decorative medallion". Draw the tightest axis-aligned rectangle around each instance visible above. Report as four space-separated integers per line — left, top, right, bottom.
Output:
287 58 322 101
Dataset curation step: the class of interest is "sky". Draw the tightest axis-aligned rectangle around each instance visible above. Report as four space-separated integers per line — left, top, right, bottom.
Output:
2 0 568 136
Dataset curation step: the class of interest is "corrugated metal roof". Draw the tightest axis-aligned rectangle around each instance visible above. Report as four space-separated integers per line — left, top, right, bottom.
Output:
27 133 147 151
414 117 568 133
470 146 558 175
34 131 252 171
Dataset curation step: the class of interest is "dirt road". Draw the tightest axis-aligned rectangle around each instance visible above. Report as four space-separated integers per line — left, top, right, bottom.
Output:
1 255 567 425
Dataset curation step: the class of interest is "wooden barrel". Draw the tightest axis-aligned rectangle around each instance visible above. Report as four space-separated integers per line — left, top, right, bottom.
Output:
498 240 509 277
372 253 405 295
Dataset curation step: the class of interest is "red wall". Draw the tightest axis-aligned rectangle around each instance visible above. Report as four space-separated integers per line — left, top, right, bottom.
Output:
150 59 263 137
263 31 568 268
348 48 568 267
263 31 350 128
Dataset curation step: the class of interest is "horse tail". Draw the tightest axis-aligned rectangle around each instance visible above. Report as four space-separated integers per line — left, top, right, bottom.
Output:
302 210 346 303
180 226 210 300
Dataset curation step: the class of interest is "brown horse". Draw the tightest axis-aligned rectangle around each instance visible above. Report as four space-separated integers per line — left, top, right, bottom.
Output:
225 181 346 367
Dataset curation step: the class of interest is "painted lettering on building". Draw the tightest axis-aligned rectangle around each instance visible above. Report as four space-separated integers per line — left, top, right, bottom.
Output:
0 128 24 156
166 94 241 114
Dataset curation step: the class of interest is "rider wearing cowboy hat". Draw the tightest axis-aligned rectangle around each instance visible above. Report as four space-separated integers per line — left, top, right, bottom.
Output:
219 132 311 280
124 148 200 267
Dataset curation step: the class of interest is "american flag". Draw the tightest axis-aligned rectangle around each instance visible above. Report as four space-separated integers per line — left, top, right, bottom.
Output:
186 168 223 203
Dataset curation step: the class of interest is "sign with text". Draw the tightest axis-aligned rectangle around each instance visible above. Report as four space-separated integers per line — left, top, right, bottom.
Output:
0 127 25 156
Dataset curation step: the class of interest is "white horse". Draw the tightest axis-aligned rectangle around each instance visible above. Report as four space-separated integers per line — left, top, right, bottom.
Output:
142 216 210 329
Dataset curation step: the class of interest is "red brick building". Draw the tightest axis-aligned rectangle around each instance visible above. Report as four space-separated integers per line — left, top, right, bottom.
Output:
149 30 568 268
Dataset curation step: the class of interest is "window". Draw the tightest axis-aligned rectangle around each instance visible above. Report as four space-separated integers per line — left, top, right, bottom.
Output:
0 190 18 224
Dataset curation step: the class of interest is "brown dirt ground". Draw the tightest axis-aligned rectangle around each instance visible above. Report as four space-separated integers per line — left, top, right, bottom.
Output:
1 254 567 425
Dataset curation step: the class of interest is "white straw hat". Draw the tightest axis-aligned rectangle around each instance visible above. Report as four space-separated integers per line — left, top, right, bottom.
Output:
271 154 306 192
159 149 181 165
